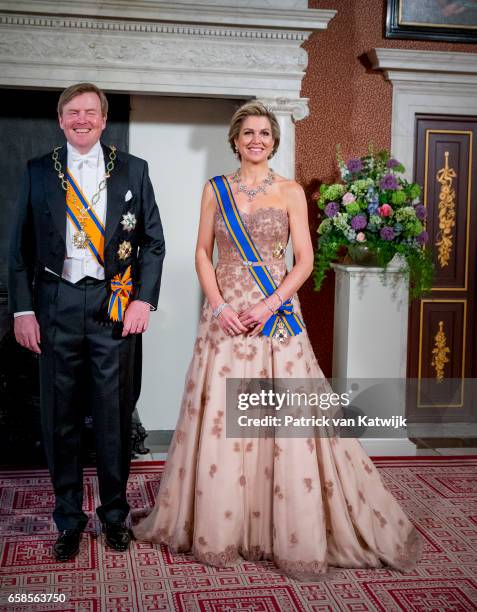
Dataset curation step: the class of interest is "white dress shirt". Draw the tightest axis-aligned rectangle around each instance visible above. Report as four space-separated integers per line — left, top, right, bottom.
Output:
62 141 107 283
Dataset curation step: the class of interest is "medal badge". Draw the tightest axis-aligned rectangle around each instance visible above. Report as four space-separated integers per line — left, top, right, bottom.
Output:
121 211 137 232
275 319 289 343
118 240 132 261
73 230 89 249
272 241 286 259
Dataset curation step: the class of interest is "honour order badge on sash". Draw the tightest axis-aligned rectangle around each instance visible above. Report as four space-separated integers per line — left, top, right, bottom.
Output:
65 170 105 266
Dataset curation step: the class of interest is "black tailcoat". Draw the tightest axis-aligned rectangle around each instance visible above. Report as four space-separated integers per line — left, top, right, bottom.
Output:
8 143 165 530
9 143 165 313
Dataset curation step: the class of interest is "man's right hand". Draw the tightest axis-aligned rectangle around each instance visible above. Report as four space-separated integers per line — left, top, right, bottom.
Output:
14 314 41 354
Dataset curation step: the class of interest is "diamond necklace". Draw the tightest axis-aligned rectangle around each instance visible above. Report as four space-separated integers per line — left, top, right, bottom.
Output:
230 168 275 202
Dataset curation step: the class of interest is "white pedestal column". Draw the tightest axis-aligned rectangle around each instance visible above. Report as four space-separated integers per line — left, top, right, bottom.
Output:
257 97 309 178
257 97 309 269
331 263 416 456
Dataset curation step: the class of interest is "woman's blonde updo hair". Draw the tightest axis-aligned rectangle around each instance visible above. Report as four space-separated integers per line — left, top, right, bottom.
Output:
228 101 280 160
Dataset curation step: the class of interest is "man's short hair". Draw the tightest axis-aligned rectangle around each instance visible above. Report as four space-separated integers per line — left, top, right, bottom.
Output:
57 83 108 117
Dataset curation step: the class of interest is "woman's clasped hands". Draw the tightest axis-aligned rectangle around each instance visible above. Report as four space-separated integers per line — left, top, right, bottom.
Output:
217 304 248 337
218 292 281 338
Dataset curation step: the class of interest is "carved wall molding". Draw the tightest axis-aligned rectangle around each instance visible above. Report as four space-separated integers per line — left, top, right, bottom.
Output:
368 48 477 83
0 14 309 41
0 3 335 99
369 48 477 181
259 97 310 121
0 0 335 31
0 28 307 73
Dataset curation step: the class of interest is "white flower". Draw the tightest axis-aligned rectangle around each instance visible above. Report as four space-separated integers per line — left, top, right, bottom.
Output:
333 212 350 232
318 218 332 235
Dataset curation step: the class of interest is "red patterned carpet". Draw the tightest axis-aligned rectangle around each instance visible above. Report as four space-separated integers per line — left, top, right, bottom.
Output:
1 457 476 611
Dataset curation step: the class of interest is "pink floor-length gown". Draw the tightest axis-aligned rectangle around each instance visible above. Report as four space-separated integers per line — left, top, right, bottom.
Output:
133 206 422 579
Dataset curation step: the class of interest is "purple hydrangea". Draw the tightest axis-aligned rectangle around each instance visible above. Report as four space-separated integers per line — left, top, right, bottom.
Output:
346 158 363 173
380 227 395 241
414 204 427 221
416 230 429 245
350 214 367 230
380 174 399 190
386 158 400 169
325 201 340 218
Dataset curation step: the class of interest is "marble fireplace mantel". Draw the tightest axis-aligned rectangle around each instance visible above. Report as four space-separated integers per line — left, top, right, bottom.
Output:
0 0 335 103
0 0 336 176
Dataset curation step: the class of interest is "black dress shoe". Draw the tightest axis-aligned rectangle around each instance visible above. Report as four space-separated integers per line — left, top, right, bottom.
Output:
53 529 82 561
102 522 132 552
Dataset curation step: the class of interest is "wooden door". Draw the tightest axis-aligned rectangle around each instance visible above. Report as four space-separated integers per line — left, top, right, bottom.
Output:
407 115 477 426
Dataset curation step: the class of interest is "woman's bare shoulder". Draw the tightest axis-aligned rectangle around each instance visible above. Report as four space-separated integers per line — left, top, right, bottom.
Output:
275 175 305 202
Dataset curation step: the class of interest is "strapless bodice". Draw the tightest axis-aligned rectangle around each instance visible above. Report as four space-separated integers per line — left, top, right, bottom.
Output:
214 207 289 267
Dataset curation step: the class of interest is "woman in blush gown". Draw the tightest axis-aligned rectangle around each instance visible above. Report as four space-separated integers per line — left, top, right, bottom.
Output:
133 101 421 579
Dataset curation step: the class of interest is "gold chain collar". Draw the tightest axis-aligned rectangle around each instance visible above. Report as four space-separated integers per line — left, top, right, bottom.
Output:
52 145 116 208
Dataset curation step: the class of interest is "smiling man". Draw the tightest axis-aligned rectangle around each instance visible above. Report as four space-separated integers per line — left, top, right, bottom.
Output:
8 83 165 561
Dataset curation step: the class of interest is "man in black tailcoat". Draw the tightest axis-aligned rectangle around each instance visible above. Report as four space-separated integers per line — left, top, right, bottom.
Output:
8 83 165 560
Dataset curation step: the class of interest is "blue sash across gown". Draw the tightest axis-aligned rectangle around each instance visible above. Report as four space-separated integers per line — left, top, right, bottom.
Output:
210 175 304 339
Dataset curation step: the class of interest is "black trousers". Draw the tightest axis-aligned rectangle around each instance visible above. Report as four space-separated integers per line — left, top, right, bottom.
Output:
37 272 136 531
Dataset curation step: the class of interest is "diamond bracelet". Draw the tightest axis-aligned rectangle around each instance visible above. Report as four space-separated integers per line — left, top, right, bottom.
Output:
212 302 230 318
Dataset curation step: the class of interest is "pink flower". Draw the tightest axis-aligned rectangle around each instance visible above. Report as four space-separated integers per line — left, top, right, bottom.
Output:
379 204 393 217
342 192 356 205
356 232 366 242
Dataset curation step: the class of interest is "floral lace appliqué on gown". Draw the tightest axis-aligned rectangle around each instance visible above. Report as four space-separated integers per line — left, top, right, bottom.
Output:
133 207 421 579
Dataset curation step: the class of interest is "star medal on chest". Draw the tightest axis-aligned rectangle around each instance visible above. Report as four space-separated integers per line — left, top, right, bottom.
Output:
118 240 132 261
121 211 137 232
272 241 286 259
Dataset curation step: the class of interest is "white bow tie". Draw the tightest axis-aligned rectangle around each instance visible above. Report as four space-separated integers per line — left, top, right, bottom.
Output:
70 150 98 168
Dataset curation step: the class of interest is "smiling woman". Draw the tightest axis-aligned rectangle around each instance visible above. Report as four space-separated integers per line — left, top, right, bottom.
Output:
133 100 422 579
228 100 280 162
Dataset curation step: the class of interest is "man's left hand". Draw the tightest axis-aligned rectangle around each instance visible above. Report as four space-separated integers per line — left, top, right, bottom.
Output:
122 300 151 337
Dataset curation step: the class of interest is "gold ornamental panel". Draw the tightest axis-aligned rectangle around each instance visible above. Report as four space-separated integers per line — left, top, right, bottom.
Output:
423 130 472 292
435 152 456 268
430 320 450 383
417 299 466 408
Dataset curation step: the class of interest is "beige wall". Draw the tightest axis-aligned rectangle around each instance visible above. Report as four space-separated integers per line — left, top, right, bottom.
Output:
130 95 238 430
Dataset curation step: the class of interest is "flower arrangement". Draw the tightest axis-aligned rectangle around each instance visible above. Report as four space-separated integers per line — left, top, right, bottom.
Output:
314 148 433 299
